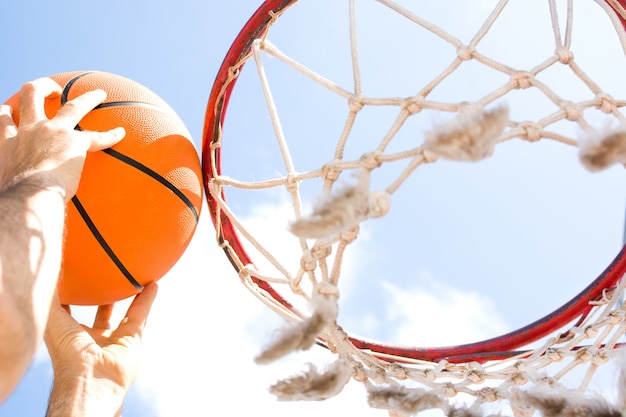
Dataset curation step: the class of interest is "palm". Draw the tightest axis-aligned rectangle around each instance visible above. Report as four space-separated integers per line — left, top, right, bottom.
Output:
45 283 157 391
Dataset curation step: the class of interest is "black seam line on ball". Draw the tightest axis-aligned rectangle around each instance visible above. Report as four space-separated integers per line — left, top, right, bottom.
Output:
61 72 95 105
93 101 165 112
71 196 144 291
73 102 164 131
60 72 168 114
102 148 200 223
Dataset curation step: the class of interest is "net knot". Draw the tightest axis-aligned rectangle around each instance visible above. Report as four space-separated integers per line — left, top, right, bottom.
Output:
267 9 279 24
595 93 617 114
421 148 439 163
592 350 609 366
442 383 457 397
371 366 387 384
607 309 625 324
301 249 317 272
421 368 437 382
321 160 342 182
209 137 222 150
583 325 598 338
575 347 592 363
227 65 240 82
546 348 564 361
465 369 486 384
520 121 543 142
509 372 528 386
353 364 368 382
456 45 475 61
560 101 582 121
404 96 425 114
556 329 575 343
478 387 500 402
311 243 332 262
285 173 299 193
555 47 574 64
387 363 410 380
360 152 382 169
369 191 391 218
348 95 364 113
252 37 268 52
511 71 534 89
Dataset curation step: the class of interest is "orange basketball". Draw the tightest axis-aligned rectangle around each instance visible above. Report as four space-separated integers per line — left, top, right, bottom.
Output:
4 71 203 305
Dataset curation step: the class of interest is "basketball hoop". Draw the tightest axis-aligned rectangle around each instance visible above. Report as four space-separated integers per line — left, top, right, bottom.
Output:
203 1 626 415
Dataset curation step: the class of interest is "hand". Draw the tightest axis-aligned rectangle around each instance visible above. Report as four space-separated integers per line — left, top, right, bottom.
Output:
0 77 125 200
44 282 158 417
0 78 128 404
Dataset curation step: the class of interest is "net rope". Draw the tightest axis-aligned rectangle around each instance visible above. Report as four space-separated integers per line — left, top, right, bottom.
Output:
206 0 626 415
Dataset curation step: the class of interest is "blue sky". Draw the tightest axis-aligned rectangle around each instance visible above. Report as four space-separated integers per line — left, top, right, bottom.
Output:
0 2 266 416
2 1 626 416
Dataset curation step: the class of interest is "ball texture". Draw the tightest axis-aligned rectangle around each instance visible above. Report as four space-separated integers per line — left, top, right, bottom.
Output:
4 71 203 305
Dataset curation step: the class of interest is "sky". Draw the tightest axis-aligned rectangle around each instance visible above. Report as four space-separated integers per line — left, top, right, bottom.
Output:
2 1 626 416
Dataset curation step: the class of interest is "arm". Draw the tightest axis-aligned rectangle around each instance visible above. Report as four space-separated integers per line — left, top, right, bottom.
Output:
45 282 158 417
0 78 125 402
0 173 66 398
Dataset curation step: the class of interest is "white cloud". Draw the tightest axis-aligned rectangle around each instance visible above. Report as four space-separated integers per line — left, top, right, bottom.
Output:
126 190 515 417
132 202 386 416
131 2 626 415
381 274 509 346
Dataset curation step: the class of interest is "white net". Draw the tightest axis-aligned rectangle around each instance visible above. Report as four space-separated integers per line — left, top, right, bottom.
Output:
205 0 626 415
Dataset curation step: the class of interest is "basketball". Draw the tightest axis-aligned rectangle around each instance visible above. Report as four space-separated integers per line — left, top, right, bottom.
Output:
4 71 203 305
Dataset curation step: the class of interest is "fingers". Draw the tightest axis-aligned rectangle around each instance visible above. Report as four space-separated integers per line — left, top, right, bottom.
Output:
84 127 126 152
124 282 159 329
13 78 125 156
18 78 62 125
93 304 114 330
54 88 107 127
0 105 17 138
53 89 125 151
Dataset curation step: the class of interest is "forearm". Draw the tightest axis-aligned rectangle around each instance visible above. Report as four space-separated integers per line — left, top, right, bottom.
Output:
47 374 124 417
0 180 67 399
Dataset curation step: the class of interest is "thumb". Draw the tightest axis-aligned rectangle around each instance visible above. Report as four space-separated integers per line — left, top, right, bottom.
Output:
44 294 80 353
0 105 17 138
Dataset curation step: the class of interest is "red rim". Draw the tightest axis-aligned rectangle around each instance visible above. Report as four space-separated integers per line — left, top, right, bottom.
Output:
615 0 626 30
202 0 626 363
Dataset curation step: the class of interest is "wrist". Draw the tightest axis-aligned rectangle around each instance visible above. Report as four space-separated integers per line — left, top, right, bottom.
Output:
1 175 69 211
47 372 125 417
14 172 70 203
